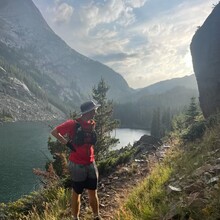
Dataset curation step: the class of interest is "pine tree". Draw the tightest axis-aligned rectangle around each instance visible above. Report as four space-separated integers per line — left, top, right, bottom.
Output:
185 97 200 126
150 108 161 138
92 78 119 160
170 98 204 141
161 107 172 136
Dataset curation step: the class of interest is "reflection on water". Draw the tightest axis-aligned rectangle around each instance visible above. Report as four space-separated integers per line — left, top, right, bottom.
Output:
111 128 150 150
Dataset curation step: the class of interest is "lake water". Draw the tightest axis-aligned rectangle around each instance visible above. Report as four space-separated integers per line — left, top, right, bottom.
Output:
111 128 149 149
0 121 149 203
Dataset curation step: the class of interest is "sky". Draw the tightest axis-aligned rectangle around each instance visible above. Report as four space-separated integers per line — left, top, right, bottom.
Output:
32 0 218 89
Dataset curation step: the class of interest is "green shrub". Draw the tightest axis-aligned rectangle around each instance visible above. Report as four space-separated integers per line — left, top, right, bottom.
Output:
181 120 206 142
97 147 135 176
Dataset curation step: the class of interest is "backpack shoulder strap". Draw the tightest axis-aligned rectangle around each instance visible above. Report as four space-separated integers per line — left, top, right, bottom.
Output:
73 119 84 145
75 120 81 130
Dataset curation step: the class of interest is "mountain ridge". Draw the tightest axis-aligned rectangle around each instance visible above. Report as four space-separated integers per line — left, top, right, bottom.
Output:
118 74 198 104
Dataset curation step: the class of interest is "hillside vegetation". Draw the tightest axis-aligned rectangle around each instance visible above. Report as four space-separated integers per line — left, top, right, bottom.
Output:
1 104 220 219
115 114 220 220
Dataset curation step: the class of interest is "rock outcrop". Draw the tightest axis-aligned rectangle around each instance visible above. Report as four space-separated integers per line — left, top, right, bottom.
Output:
132 134 162 159
190 3 220 118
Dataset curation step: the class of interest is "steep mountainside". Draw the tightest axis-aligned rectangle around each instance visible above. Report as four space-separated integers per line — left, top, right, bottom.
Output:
0 65 64 121
190 3 220 118
0 0 132 119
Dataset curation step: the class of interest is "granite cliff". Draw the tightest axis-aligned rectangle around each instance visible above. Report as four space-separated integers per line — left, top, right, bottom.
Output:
190 3 220 118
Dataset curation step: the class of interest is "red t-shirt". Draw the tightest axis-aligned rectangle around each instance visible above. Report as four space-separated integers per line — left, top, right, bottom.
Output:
55 119 95 165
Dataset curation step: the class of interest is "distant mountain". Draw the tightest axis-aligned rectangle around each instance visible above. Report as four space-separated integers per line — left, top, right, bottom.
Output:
118 74 198 103
0 0 132 119
140 74 197 94
114 75 199 129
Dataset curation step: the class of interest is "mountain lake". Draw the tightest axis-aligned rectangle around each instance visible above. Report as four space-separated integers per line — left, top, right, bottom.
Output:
0 121 149 203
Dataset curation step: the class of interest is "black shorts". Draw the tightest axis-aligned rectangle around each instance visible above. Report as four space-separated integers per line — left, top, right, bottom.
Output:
68 161 99 194
72 178 98 194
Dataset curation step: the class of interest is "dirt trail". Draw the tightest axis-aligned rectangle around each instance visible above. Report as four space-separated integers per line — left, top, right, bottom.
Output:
98 160 149 219
80 146 168 220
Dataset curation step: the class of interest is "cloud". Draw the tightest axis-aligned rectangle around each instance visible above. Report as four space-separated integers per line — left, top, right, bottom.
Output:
33 0 217 88
78 0 148 31
52 2 74 24
80 0 125 29
125 0 148 8
116 6 136 27
93 52 138 62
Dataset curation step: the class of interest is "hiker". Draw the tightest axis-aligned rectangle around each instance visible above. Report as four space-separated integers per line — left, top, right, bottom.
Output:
51 100 102 220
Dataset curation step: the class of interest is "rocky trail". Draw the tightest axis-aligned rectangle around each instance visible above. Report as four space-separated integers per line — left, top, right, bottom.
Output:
80 144 170 220
97 159 150 219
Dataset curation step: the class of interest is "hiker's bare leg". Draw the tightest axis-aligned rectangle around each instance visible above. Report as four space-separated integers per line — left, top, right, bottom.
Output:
88 189 99 216
71 190 81 218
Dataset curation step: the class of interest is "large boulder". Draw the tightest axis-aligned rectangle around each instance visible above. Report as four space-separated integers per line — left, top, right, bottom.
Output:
133 134 162 157
190 3 220 118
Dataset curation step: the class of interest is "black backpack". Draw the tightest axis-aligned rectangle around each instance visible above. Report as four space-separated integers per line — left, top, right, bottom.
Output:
73 121 97 146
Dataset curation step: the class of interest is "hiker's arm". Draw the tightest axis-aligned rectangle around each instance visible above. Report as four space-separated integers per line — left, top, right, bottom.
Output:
51 128 68 145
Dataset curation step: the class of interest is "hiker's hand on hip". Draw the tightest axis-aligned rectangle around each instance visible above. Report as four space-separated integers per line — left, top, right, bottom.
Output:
60 138 68 145
66 140 75 151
